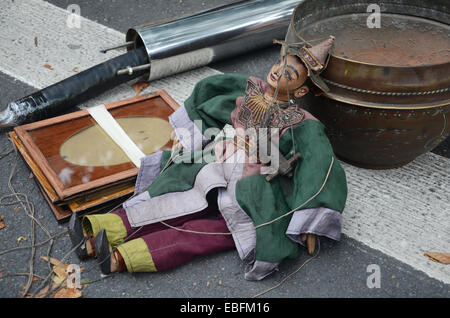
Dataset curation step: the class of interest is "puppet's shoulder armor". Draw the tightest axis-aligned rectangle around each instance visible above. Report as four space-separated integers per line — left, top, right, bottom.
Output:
238 79 305 130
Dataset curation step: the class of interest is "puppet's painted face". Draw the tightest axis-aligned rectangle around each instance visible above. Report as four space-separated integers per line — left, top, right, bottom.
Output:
266 54 309 97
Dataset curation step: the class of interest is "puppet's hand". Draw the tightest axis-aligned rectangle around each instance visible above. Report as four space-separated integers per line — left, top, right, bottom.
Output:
301 233 317 255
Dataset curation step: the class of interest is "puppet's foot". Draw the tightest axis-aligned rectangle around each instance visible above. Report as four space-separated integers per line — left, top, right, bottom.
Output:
69 214 92 260
94 229 126 275
301 233 317 255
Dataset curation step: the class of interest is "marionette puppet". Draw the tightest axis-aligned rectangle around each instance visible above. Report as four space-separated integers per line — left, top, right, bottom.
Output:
69 35 347 281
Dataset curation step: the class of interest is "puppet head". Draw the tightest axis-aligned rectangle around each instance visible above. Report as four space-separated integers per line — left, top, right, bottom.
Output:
266 35 335 102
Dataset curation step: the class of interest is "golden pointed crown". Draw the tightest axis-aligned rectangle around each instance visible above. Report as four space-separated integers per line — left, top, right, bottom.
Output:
297 36 335 72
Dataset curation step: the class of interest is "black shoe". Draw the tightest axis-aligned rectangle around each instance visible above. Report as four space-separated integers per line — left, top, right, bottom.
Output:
94 229 112 275
68 213 89 260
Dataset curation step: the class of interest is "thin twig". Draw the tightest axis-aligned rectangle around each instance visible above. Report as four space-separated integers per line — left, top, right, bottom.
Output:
0 193 53 242
1 272 45 281
0 230 68 256
3 142 56 297
5 147 36 297
0 148 13 160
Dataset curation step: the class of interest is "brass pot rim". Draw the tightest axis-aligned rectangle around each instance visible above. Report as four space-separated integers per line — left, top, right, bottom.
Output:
322 93 450 110
326 53 450 70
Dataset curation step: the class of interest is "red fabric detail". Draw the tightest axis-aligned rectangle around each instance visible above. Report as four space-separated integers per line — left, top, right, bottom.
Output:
143 214 235 271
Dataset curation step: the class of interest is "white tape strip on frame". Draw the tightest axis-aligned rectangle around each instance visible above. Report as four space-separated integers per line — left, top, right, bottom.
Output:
87 105 145 168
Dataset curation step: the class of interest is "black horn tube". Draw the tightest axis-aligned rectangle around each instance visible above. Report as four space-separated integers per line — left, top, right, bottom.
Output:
0 47 148 128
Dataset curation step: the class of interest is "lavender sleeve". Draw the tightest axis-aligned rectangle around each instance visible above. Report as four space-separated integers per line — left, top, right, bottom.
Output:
286 207 343 245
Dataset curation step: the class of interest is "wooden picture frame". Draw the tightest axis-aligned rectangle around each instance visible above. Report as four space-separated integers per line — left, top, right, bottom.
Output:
14 90 179 201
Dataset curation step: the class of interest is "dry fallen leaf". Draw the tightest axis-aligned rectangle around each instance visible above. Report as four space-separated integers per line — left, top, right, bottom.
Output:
43 64 54 71
0 216 5 230
41 256 71 279
17 236 27 243
54 264 70 280
39 257 85 299
72 67 79 72
424 252 450 265
51 275 65 289
23 273 83 298
53 287 82 299
20 275 39 287
23 285 49 298
35 286 50 298
41 256 84 287
40 256 64 266
133 81 150 95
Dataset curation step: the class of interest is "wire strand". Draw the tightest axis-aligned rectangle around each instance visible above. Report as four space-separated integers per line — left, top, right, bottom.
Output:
159 157 334 236
252 238 321 298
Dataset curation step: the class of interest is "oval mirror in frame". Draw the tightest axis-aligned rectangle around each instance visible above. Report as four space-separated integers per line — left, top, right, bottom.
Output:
60 116 173 167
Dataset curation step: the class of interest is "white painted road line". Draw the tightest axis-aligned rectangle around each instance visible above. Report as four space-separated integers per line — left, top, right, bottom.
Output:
0 0 123 89
343 154 450 285
0 0 449 285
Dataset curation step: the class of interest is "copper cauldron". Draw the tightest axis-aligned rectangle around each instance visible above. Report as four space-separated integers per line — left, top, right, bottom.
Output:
288 0 450 169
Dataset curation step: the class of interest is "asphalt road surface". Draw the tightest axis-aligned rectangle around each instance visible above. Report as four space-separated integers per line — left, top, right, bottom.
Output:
0 0 449 299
